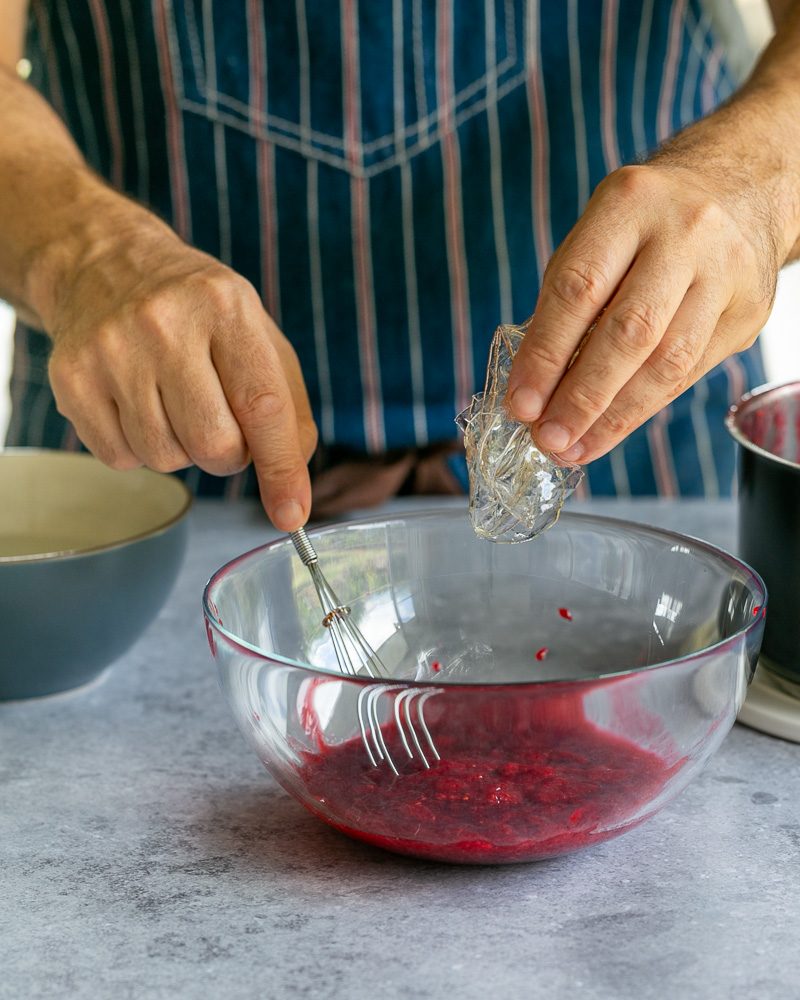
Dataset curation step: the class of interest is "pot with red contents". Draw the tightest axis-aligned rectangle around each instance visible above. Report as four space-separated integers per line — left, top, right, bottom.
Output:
727 381 800 692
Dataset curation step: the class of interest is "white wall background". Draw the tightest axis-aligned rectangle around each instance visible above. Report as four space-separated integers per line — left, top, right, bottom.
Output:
1 0 797 447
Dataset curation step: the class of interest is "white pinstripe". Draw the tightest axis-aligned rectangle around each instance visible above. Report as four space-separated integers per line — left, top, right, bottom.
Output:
609 445 631 497
438 0 475 414
394 0 428 445
298 0 335 445
412 0 428 127
306 162 335 444
722 358 746 411
400 164 429 446
202 0 232 265
54 0 103 169
246 0 281 323
600 0 622 175
657 0 688 144
680 7 711 126
343 0 385 450
647 408 679 497
526 0 552 283
485 0 513 325
701 40 723 115
180 0 204 90
631 0 654 157
567 0 590 211
120 0 150 203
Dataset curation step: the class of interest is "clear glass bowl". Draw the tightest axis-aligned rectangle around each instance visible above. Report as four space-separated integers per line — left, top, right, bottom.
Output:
204 510 765 865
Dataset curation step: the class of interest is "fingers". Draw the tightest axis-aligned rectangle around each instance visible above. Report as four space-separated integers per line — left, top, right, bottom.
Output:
529 241 694 454
270 332 319 462
48 257 318 525
556 283 727 464
213 321 313 532
114 382 192 473
158 358 249 477
50 361 140 470
507 177 645 422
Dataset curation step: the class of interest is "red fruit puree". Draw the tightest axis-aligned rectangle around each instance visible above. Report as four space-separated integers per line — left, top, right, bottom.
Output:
296 688 682 864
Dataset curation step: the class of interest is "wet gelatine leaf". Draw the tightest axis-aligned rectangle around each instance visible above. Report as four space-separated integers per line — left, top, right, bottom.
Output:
456 321 584 544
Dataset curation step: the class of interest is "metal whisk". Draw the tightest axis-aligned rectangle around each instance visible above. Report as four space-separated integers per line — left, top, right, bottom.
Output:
289 526 440 774
289 527 387 679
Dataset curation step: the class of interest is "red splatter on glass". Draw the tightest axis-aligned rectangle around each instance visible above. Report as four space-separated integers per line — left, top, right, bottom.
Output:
558 608 573 621
204 619 216 657
432 661 442 673
535 647 549 661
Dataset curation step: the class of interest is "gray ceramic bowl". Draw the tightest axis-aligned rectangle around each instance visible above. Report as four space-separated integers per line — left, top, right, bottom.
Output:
0 449 191 699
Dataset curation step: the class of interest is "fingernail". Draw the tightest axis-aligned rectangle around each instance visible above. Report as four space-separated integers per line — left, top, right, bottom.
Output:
536 421 571 452
273 500 304 531
509 386 544 422
559 441 585 463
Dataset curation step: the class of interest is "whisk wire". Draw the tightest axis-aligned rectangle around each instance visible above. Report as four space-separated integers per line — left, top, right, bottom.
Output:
290 526 439 773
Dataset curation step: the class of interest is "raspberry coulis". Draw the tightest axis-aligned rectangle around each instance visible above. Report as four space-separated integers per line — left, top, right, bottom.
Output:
297 687 681 864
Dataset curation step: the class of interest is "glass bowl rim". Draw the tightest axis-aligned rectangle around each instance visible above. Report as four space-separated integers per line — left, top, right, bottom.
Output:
202 507 766 688
725 379 800 474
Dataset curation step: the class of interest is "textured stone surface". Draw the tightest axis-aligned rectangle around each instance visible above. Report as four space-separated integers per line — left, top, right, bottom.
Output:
2 498 799 1000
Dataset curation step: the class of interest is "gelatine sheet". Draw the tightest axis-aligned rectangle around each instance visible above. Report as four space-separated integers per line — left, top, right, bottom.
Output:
456 321 584 544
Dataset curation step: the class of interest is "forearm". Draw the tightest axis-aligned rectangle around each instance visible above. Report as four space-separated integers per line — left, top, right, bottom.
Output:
0 67 172 330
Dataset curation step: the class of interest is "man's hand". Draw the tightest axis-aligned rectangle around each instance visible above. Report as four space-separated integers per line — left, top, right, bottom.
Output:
47 208 317 532
507 38 800 465
0 58 316 532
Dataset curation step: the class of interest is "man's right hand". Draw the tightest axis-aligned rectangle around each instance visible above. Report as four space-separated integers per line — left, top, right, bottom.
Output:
46 210 317 532
1 1 315 531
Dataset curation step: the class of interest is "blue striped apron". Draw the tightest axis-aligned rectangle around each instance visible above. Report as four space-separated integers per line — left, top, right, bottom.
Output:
9 0 764 498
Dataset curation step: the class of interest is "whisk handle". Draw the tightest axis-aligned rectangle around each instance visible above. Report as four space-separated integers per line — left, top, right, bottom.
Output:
289 527 318 566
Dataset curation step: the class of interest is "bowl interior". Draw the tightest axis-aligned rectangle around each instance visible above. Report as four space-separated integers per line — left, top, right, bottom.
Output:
208 510 763 685
729 381 800 468
0 450 190 560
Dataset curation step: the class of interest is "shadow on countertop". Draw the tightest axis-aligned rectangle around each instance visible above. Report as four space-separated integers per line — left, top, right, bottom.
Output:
191 782 571 887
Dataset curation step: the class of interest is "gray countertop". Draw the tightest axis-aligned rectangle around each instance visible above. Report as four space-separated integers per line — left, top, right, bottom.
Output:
2 498 799 1000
